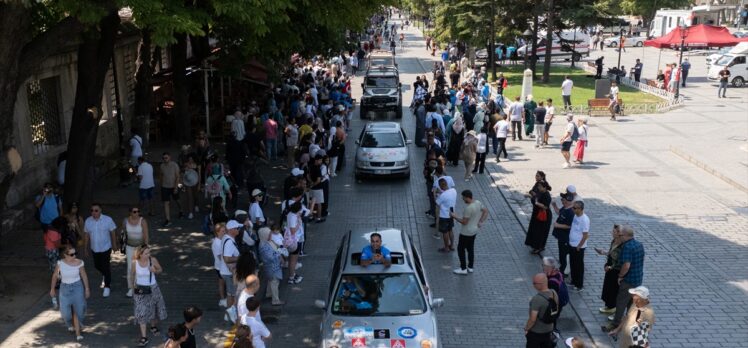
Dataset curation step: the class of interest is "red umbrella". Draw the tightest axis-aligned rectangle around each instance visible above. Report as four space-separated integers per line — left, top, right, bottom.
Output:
644 24 748 49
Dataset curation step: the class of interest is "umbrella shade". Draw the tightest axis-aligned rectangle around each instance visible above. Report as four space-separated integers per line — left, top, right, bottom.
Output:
644 24 748 49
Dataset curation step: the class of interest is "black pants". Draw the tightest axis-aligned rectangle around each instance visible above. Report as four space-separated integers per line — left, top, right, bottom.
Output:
457 234 476 270
496 138 508 159
569 247 585 289
92 248 112 288
321 180 329 217
525 330 553 348
557 239 570 275
511 121 522 140
472 152 486 173
681 71 689 86
562 95 571 110
634 73 641 82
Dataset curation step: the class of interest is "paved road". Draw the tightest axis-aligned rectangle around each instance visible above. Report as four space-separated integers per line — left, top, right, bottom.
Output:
2 16 747 348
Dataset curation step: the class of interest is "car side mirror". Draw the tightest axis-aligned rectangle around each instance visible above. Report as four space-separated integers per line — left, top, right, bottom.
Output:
431 298 444 309
361 83 365 88
314 300 326 309
355 139 360 145
399 82 402 88
405 139 412 145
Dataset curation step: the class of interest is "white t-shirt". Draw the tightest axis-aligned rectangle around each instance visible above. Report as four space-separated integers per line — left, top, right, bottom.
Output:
250 202 265 223
239 315 270 348
476 133 487 153
546 106 555 122
232 118 246 141
569 213 590 248
137 162 155 189
219 234 239 276
563 122 575 142
494 120 509 138
610 86 619 100
432 175 455 193
84 215 117 253
237 291 262 321
577 124 588 141
129 135 143 158
211 237 223 270
561 79 573 96
509 102 523 121
435 188 457 218
286 211 304 242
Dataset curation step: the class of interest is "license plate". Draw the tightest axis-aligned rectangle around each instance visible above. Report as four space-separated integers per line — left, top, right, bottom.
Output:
376 104 384 108
375 169 389 175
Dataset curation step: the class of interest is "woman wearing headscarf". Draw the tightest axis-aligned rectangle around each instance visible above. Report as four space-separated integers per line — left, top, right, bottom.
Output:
445 113 465 167
472 103 487 134
460 130 478 181
258 227 285 305
524 180 553 254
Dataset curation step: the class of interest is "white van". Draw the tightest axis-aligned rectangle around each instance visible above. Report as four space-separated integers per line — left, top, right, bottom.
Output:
649 8 722 38
707 42 748 87
517 31 590 62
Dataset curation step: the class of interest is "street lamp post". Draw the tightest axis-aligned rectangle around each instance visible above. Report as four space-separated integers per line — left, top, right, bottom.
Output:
675 24 688 99
616 25 624 70
523 29 533 70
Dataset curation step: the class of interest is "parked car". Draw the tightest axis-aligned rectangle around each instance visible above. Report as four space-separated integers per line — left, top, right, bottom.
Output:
732 31 747 38
706 47 733 68
315 229 444 348
360 66 403 119
517 30 590 62
708 42 748 87
603 35 646 48
354 122 411 179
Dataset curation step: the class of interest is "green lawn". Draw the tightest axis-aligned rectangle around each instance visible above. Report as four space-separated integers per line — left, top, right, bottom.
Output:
490 66 663 107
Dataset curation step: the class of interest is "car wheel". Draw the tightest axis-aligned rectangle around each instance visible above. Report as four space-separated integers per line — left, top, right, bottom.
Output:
609 41 617 48
572 53 581 62
733 76 745 88
635 41 643 47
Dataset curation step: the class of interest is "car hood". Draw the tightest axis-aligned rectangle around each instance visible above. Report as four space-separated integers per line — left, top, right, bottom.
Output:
320 314 438 348
357 147 408 162
365 88 398 96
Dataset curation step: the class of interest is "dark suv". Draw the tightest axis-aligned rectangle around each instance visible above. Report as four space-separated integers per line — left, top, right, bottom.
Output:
360 66 403 119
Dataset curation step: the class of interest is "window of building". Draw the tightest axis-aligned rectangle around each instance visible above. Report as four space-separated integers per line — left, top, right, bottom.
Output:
26 77 65 155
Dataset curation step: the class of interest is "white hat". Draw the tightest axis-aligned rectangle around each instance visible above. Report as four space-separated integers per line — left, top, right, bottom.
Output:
234 210 247 217
566 185 576 193
291 168 304 176
251 189 263 197
628 286 650 300
226 220 242 230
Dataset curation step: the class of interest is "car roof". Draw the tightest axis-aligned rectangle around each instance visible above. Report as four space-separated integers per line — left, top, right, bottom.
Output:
366 66 398 76
369 49 393 56
365 122 401 131
342 229 414 274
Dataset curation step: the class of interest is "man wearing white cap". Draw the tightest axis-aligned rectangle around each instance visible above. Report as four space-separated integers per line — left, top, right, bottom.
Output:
565 185 582 203
558 114 575 168
221 220 242 321
608 286 655 348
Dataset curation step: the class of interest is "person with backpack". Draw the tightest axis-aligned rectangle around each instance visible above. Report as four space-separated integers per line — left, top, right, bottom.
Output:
525 273 559 348
542 256 569 331
558 114 577 168
35 182 62 233
205 164 232 213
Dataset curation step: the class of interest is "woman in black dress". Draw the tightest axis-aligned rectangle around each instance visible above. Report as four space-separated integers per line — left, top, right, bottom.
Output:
595 225 623 313
446 121 464 166
525 180 553 254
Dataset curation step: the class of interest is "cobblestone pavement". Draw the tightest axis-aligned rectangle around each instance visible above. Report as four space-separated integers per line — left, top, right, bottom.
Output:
2 17 747 348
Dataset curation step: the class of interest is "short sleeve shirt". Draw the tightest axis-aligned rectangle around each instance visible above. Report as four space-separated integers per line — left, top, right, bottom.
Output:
85 214 117 253
569 213 590 248
211 237 223 270
435 188 457 218
534 107 546 124
250 202 265 223
129 135 143 158
160 161 180 188
360 245 391 263
460 200 484 236
219 235 239 276
37 194 60 224
561 80 573 96
137 162 155 189
239 315 270 348
551 206 574 243
529 290 556 333
619 239 645 286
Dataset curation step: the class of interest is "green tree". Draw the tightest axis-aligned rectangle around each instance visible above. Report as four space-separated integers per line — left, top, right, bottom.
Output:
619 0 692 36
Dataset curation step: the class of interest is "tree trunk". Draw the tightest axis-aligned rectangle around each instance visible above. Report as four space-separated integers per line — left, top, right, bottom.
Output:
530 15 539 80
171 33 190 142
542 0 554 83
133 30 153 139
64 11 120 211
489 7 497 81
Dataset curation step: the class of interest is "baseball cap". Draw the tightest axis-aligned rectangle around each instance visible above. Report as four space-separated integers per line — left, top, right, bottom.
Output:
251 189 263 197
226 220 242 230
560 192 574 201
628 286 649 300
565 337 585 348
291 168 304 176
566 185 576 193
234 210 247 217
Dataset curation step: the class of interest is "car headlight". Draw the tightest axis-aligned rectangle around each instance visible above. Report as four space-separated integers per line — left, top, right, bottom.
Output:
420 339 433 348
395 161 408 166
358 161 369 166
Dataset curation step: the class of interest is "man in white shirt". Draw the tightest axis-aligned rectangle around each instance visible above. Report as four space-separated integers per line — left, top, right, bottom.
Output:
558 114 575 168
237 274 261 323
84 203 118 297
129 128 143 167
136 157 155 216
221 220 242 321
493 114 509 161
435 178 457 253
508 96 524 141
568 201 590 292
561 76 573 111
231 117 246 141
240 297 271 348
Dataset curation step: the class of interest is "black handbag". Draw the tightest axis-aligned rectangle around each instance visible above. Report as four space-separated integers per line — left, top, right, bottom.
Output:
133 258 153 295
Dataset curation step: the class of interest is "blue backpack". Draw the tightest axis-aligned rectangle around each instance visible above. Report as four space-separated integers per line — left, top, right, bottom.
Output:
571 124 579 142
549 273 570 307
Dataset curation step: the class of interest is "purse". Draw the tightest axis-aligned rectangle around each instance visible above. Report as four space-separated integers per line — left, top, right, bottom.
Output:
629 310 650 347
133 258 153 295
536 209 548 222
118 228 127 254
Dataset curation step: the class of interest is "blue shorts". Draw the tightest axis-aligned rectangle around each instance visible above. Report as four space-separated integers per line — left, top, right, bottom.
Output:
561 141 572 152
139 187 153 201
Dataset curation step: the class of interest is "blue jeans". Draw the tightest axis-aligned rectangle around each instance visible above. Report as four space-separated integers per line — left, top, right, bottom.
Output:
265 138 278 160
718 81 728 97
490 134 498 154
59 280 86 327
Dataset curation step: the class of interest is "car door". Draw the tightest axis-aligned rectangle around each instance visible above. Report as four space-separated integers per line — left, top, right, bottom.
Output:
327 235 347 305
408 237 432 303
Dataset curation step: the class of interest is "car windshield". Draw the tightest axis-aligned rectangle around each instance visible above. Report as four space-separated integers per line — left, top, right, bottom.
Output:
715 55 733 66
365 77 398 88
370 57 394 66
361 131 404 148
331 273 426 316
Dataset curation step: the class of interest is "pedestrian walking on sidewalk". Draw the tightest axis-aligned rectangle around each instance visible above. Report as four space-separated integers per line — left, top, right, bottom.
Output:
84 203 118 298
472 128 488 174
524 95 537 139
568 201 590 292
525 181 553 255
718 66 731 98
35 182 62 233
212 223 228 308
450 190 488 275
136 157 155 216
130 244 167 347
122 207 149 298
544 99 555 146
221 220 242 322
533 101 547 148
181 306 203 348
494 114 509 161
181 155 200 219
572 118 588 164
460 130 478 181
435 178 457 252
559 115 575 168
524 273 558 347
594 224 623 316
159 152 181 227
50 245 90 342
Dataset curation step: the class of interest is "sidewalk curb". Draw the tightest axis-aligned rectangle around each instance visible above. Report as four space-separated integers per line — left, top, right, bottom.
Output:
670 145 748 194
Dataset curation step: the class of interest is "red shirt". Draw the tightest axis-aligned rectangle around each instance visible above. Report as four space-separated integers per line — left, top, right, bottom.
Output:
264 119 278 140
44 229 61 251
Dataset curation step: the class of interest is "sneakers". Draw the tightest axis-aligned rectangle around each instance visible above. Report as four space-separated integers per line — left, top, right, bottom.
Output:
76 335 84 342
601 323 616 332
51 297 58 309
453 268 468 275
225 307 238 323
126 288 133 298
102 287 111 298
467 267 474 273
574 286 584 292
162 220 172 227
562 162 570 168
187 213 194 219
599 307 616 314
432 233 441 239
607 314 615 321
137 337 149 347
68 326 75 332
100 279 105 289
218 298 227 308
288 274 303 284
295 262 303 270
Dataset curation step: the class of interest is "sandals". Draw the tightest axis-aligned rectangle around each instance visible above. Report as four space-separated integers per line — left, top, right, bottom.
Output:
138 337 149 347
149 326 160 335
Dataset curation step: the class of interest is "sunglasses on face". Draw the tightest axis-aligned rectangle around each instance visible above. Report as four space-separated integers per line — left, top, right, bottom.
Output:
91 209 100 212
67 252 77 257
131 210 140 214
